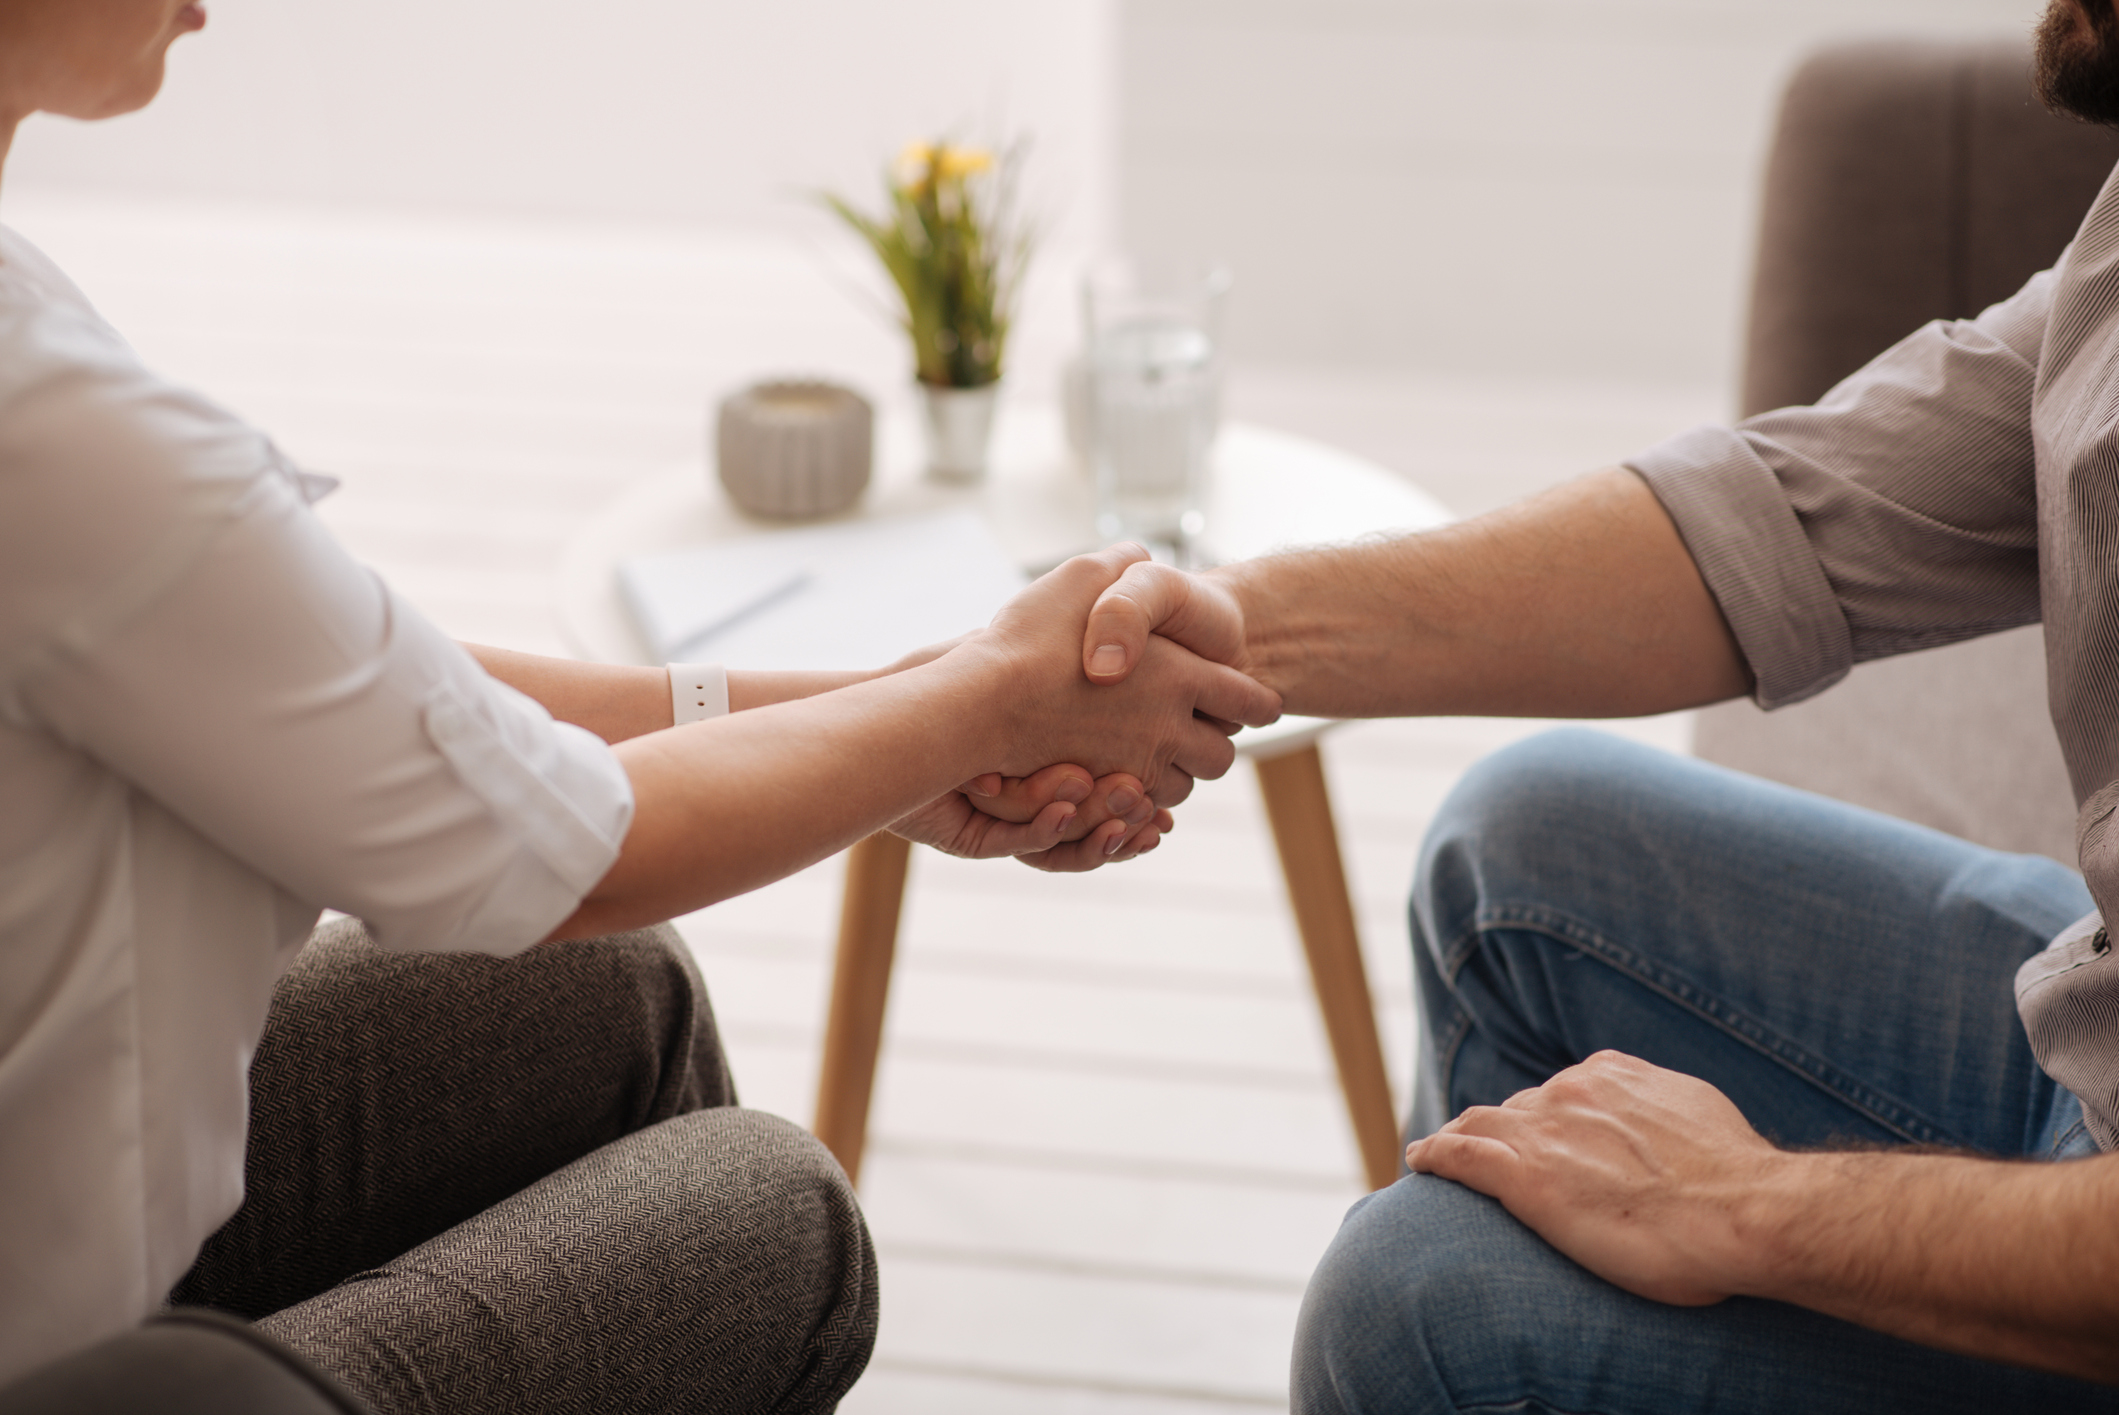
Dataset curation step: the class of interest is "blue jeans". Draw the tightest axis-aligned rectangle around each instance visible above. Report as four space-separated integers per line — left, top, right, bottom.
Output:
1292 729 2117 1414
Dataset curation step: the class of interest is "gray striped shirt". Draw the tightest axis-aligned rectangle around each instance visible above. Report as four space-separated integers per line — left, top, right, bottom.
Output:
1629 161 2119 1149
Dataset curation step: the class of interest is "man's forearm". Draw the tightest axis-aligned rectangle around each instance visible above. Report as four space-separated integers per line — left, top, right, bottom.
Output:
1737 1147 2119 1383
1211 467 1752 720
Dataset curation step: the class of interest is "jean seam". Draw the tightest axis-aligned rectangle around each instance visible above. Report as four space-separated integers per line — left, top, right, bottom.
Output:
1475 904 1956 1147
1433 1004 1473 1109
1425 920 1482 1123
1436 918 1484 979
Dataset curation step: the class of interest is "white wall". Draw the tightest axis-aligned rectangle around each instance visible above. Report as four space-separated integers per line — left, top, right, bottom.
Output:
1120 0 2050 387
6 0 2064 395
5 0 1115 250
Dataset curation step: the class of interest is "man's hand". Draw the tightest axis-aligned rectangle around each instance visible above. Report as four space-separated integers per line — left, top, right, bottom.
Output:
891 763 1177 870
1405 1050 2119 1385
970 545 1281 792
1405 1050 1789 1307
1079 557 1255 686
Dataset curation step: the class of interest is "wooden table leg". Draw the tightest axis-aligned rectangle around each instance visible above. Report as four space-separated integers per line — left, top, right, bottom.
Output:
812 830 912 1187
1253 742 1402 1192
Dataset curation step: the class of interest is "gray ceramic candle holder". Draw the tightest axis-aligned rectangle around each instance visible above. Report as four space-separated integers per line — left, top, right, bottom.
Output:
714 380 873 519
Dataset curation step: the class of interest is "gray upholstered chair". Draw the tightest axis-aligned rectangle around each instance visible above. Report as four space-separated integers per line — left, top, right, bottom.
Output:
1691 37 2119 864
0 1311 367 1415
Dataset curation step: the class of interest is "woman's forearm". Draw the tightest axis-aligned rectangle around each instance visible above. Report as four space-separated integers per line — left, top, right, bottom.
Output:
503 548 1280 938
464 645 671 743
463 643 876 743
550 652 1012 938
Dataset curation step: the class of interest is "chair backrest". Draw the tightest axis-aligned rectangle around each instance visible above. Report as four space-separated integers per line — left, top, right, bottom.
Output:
0 1311 369 1415
1691 37 2119 864
1741 38 2119 418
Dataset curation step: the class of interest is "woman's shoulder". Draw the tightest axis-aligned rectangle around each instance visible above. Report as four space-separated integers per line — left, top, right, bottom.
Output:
0 230 276 495
0 226 101 314
0 229 304 691
0 230 158 417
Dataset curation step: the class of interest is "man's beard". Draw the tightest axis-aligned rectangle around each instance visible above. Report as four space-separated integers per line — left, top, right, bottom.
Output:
2037 0 2119 126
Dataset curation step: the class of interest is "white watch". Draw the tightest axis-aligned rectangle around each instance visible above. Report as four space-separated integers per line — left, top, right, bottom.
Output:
668 663 729 724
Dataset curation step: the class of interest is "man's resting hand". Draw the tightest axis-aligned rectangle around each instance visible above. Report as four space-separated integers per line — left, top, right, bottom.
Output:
1405 1050 1782 1307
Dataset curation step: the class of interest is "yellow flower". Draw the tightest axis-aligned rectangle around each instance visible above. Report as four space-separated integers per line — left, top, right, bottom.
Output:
893 140 993 191
937 146 993 180
895 141 936 176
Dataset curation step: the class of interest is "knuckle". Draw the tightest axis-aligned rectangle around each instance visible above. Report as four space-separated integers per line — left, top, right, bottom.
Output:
1544 1073 1594 1103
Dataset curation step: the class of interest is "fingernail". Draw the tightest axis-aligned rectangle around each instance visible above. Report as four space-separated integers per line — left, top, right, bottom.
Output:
1090 644 1125 676
1055 774 1091 805
1107 787 1140 816
1103 826 1126 856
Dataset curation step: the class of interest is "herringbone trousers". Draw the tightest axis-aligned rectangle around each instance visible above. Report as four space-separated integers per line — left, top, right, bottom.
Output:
170 917 878 1414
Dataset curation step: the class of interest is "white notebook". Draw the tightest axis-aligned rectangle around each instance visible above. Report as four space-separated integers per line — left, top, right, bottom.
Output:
618 508 1031 671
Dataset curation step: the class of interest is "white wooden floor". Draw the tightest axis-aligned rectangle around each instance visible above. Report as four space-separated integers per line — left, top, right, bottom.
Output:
4 190 1700 1413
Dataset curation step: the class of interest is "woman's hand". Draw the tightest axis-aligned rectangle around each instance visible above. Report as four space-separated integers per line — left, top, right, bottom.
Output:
892 763 1183 870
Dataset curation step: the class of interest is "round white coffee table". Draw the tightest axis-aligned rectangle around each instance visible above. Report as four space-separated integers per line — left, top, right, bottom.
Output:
557 406 1449 1191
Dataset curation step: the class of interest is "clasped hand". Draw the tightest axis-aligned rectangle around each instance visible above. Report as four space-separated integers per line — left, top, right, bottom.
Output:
891 544 1279 871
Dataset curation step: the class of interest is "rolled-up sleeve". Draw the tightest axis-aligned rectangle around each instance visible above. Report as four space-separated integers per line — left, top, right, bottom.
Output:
1628 269 2051 709
0 310 631 956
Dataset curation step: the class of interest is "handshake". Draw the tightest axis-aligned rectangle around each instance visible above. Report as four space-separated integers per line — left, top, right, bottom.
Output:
887 543 1283 873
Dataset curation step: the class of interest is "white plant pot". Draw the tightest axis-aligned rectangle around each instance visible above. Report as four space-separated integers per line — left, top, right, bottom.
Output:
920 380 1001 482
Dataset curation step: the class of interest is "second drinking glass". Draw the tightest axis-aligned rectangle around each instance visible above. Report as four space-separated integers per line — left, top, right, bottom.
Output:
1081 257 1232 563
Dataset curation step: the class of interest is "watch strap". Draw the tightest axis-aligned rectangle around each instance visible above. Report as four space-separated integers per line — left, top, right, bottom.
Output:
668 663 730 724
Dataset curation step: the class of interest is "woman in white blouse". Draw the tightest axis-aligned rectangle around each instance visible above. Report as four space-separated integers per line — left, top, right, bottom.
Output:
0 3 1279 1410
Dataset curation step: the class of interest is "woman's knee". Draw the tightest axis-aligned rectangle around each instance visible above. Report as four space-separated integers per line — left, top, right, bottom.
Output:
543 1107 879 1413
260 1107 877 1415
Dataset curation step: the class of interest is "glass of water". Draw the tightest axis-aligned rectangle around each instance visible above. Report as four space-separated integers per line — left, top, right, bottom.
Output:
1082 257 1232 562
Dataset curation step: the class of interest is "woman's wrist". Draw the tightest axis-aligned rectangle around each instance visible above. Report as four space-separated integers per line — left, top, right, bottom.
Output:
723 633 976 713
904 630 1036 774
725 667 879 713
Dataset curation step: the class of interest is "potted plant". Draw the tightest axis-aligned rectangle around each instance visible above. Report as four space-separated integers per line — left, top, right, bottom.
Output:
827 139 1031 481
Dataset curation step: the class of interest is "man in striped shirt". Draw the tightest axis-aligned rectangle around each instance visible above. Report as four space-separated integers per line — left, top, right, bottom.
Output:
1084 1 2119 1407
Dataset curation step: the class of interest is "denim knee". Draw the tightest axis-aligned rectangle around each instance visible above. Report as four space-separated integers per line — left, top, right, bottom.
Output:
1417 729 1666 924
1292 1175 1578 1415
